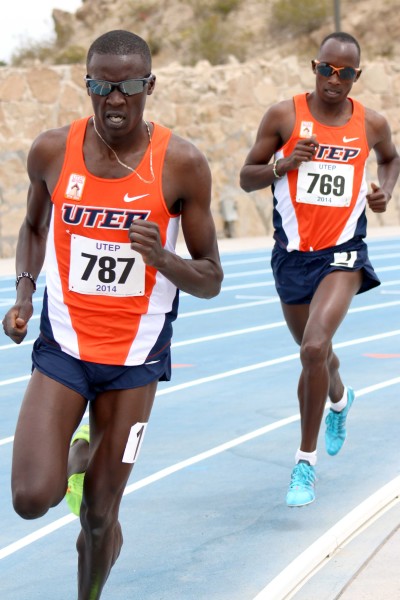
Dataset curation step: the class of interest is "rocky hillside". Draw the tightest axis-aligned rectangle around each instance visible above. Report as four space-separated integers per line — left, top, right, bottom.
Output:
11 0 400 68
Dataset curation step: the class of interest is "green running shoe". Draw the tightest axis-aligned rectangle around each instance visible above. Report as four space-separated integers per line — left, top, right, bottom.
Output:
65 424 90 516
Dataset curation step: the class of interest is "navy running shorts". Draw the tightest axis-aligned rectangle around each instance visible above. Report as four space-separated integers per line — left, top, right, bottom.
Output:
31 335 171 401
271 237 380 305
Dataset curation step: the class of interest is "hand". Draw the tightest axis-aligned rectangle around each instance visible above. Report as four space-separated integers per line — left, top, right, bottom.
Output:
366 182 390 213
2 301 33 344
128 220 166 268
284 136 319 171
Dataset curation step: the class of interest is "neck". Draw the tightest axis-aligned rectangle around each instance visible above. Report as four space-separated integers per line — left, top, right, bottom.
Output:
307 93 353 124
91 117 155 183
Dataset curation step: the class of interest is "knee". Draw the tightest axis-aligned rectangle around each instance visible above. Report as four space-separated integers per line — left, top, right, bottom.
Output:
13 486 50 520
300 338 329 367
12 480 65 520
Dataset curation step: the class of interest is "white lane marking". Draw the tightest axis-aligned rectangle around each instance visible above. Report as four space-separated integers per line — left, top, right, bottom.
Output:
0 375 30 387
0 436 14 446
2 294 400 342
0 515 77 560
381 290 400 295
253 477 400 600
1 376 400 560
2 327 400 397
172 322 286 347
2 325 400 447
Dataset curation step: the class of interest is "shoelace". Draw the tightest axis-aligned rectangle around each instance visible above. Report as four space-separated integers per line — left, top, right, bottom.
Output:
289 463 315 488
326 410 346 433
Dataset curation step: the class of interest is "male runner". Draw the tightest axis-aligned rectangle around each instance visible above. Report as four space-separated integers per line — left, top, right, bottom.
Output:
240 32 400 506
2 30 223 598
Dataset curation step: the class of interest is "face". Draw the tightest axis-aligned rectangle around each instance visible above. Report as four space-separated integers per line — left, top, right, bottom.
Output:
312 38 361 104
86 52 155 139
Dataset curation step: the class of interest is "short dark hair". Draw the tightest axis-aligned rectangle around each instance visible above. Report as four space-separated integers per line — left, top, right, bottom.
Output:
320 32 361 62
86 30 152 71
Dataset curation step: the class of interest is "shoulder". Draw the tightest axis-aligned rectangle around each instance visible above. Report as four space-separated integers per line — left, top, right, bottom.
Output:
363 105 389 129
262 98 295 123
257 98 296 139
363 105 392 147
29 124 71 161
166 132 210 173
27 125 70 180
162 132 211 207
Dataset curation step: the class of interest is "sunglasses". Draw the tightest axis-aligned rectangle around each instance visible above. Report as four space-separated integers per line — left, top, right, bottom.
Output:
84 75 153 96
313 60 361 81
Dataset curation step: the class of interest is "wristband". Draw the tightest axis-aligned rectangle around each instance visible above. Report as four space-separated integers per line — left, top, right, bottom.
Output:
16 272 36 292
272 159 284 179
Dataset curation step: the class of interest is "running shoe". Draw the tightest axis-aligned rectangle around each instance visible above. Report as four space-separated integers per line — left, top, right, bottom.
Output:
286 460 316 507
65 424 89 516
325 387 355 456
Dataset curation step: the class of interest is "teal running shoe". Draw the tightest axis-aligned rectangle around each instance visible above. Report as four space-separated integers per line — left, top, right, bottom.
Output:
286 461 316 507
325 387 355 456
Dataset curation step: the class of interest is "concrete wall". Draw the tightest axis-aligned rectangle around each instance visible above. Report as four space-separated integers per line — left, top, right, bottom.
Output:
1 56 399 257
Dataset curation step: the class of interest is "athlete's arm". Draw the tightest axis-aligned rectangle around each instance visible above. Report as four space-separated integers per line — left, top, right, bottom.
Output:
239 100 317 192
366 109 400 213
128 136 223 299
2 131 61 343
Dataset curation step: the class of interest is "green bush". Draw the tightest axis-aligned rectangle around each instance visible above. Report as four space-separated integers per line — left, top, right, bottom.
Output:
11 41 54 66
271 0 329 34
54 46 86 65
188 13 246 65
213 0 242 16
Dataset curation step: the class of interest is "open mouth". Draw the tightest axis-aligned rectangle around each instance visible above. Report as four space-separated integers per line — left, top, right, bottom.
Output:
108 114 125 124
325 87 341 97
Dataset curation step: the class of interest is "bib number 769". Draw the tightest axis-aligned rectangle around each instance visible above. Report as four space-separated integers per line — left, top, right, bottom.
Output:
296 161 354 207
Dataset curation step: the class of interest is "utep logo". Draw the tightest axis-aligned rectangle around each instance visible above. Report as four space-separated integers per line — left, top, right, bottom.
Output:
62 203 151 229
64 174 86 201
315 144 361 162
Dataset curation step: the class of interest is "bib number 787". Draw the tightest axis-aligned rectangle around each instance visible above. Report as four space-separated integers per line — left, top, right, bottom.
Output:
81 253 135 284
69 234 145 296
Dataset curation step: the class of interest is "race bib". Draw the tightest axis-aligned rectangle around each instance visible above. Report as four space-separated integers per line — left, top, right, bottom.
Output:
330 250 357 268
296 161 354 207
69 234 145 296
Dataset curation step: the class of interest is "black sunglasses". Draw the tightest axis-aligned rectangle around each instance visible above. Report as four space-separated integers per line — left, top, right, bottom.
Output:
84 75 153 96
313 60 361 81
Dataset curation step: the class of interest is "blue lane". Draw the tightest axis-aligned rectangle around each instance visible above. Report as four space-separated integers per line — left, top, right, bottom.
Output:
1 237 400 599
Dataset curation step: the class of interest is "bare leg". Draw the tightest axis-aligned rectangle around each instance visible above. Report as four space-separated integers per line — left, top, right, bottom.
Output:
282 270 362 453
12 370 87 519
77 381 157 600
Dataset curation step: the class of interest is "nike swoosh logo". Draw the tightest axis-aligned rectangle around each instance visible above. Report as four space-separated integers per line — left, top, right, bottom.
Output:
123 193 150 203
343 136 359 143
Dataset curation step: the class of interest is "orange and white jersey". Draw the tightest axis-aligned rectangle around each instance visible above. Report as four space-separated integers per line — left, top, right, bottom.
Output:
273 93 370 252
41 116 180 366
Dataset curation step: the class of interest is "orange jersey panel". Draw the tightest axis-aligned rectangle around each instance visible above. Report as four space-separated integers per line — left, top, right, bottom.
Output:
273 94 370 251
43 117 180 365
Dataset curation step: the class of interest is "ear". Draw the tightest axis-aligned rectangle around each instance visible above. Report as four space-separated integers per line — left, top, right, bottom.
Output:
147 74 156 96
311 59 317 74
355 69 362 82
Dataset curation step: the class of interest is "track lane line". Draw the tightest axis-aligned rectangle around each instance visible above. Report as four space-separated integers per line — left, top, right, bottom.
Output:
253 478 400 600
1 377 400 560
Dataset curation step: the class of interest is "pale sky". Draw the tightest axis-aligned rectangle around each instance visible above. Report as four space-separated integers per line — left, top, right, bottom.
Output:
0 0 82 63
